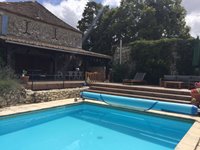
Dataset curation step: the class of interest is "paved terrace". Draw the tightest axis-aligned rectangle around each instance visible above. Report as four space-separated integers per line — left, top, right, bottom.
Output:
0 98 200 150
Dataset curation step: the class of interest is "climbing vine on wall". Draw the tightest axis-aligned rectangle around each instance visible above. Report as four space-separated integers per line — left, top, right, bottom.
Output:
129 38 195 84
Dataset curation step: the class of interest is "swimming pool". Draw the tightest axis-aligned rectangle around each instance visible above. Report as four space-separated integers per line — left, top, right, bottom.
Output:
0 103 193 150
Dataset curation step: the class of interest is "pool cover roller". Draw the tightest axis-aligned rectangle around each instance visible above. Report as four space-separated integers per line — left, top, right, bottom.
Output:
80 91 198 115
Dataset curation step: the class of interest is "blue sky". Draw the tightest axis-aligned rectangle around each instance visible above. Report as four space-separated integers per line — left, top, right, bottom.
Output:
0 0 200 37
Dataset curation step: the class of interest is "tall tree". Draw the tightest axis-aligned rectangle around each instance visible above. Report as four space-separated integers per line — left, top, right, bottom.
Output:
78 0 190 55
89 8 116 55
77 2 104 51
119 0 190 40
137 0 190 39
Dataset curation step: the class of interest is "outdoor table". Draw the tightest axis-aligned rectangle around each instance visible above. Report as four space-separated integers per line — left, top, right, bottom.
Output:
164 81 183 89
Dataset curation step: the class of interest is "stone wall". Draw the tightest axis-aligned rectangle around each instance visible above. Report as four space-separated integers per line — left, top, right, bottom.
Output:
26 87 88 103
0 87 26 108
113 46 131 64
0 11 82 48
0 87 88 108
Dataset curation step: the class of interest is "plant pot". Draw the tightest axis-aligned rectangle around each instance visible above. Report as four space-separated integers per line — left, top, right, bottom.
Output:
20 76 29 84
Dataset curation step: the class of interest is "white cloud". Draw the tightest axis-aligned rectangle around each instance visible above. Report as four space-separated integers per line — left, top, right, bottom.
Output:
43 0 89 28
182 0 200 14
0 0 6 1
182 0 200 37
185 12 200 37
43 0 122 29
102 0 120 7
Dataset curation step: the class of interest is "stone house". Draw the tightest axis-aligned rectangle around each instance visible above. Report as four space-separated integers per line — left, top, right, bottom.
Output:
0 1 111 81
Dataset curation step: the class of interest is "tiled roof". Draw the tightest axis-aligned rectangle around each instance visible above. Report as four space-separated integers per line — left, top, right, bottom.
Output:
0 1 81 33
0 35 112 59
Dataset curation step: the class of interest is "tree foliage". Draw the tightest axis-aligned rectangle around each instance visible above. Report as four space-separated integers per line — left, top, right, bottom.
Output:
77 0 190 55
129 38 195 84
137 0 190 39
77 2 103 33
77 2 105 51
0 48 5 67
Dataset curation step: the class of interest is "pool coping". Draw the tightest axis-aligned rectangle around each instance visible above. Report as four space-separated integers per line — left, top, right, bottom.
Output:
0 98 200 150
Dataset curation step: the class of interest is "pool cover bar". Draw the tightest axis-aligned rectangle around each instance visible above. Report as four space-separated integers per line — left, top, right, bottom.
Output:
80 91 198 115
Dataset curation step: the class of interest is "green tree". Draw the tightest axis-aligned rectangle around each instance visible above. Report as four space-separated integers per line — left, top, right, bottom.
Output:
112 0 143 43
77 2 104 51
137 0 190 39
120 0 190 40
90 8 118 55
0 49 5 67
78 0 190 55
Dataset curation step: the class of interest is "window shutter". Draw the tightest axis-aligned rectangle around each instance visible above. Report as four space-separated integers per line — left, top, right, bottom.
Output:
1 15 8 35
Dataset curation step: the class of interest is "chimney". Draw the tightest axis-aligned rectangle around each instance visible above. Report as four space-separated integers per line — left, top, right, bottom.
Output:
32 0 36 2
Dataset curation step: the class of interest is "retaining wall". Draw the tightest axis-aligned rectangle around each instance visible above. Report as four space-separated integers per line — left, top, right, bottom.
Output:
0 87 87 108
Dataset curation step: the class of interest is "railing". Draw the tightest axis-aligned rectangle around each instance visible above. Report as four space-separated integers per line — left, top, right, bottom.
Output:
23 71 84 90
28 71 84 81
21 71 105 90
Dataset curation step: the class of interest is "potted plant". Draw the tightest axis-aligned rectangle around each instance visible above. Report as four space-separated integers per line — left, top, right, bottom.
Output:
191 88 200 107
20 69 29 84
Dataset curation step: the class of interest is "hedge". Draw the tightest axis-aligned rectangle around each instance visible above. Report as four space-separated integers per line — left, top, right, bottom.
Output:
128 38 196 84
113 38 197 84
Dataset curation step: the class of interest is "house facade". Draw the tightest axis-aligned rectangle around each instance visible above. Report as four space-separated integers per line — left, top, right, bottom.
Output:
0 1 111 81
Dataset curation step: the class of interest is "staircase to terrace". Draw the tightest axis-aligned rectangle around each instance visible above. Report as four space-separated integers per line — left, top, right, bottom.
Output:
85 82 192 104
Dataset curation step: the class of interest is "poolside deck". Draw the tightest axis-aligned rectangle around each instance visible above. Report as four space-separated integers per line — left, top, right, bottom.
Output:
86 82 191 104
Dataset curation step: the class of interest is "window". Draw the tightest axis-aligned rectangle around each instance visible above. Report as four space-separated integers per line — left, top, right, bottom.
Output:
1 15 8 35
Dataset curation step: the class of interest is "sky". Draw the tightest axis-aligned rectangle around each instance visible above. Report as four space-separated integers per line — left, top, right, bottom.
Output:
0 0 199 37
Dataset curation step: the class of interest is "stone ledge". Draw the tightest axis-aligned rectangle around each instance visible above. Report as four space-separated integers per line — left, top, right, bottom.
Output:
0 87 88 108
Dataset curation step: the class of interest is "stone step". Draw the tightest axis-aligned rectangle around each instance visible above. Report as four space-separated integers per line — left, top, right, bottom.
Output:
89 86 191 101
86 89 191 104
89 83 190 95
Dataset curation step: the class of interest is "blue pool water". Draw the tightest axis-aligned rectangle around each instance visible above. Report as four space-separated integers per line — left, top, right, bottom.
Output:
0 103 193 150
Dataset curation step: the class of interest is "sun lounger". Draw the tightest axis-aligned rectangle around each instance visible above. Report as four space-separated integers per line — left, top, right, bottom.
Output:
123 72 146 84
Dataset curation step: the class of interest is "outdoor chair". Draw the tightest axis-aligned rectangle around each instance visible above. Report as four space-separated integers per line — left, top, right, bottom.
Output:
123 72 146 85
68 71 74 80
55 71 63 80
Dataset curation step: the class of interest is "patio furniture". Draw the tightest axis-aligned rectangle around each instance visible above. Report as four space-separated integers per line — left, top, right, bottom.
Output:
160 75 200 89
55 71 63 80
73 71 83 80
164 81 183 89
123 72 146 84
68 71 74 80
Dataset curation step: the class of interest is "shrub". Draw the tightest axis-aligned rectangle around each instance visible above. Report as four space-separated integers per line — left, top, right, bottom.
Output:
176 38 195 75
129 38 196 84
112 63 129 83
0 66 20 93
190 88 200 107
0 80 21 94
0 66 24 107
0 66 18 80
